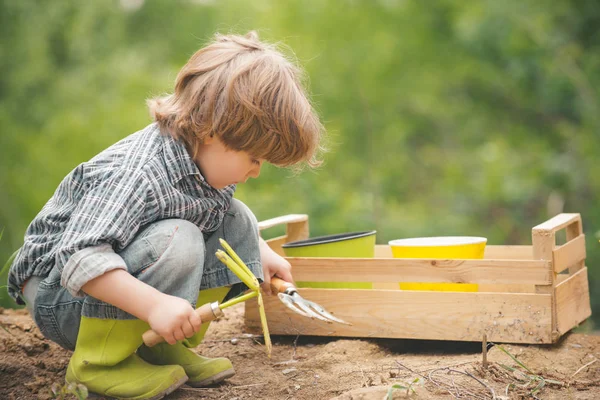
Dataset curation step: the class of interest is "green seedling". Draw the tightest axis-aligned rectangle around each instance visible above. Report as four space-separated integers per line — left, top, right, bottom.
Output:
386 377 423 399
495 344 564 397
50 382 88 400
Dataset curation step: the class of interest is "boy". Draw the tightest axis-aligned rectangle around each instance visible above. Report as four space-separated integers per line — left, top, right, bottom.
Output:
8 31 324 399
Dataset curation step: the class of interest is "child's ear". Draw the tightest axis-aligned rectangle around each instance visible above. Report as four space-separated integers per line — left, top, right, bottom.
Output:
203 134 216 145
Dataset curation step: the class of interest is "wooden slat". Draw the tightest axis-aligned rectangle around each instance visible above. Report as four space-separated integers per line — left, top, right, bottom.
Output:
533 213 582 233
532 219 558 340
258 214 308 231
566 220 585 274
483 246 533 260
265 235 288 256
555 267 592 335
246 289 553 344
286 220 309 243
566 218 583 238
375 245 392 258
371 282 399 290
556 274 569 284
477 284 537 293
553 234 586 274
286 258 551 285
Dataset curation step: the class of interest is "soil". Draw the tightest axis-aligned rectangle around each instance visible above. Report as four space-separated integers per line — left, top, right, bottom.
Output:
1 305 599 400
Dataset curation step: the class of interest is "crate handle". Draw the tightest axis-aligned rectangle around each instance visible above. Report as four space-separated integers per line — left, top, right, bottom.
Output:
532 213 582 235
258 214 308 231
532 213 585 273
258 214 309 243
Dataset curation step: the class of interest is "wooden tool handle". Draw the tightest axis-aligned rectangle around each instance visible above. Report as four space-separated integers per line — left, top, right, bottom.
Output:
270 277 296 294
142 302 223 347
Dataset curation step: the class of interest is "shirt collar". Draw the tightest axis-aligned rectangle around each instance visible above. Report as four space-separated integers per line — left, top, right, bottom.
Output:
159 126 204 185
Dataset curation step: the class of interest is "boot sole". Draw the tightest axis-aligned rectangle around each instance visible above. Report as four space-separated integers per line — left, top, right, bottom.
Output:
187 367 236 387
83 375 188 400
148 375 189 400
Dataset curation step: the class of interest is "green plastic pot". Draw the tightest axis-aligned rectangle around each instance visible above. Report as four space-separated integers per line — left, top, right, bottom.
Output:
282 231 377 257
282 231 376 290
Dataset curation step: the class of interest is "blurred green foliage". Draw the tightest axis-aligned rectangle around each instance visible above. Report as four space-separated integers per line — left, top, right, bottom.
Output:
1 0 599 327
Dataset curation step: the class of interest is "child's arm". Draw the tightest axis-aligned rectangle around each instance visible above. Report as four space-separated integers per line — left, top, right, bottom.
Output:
82 269 201 345
258 237 293 295
52 169 200 343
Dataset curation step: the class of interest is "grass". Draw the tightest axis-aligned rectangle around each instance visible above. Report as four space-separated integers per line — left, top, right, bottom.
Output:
495 344 564 398
0 228 22 309
0 232 19 307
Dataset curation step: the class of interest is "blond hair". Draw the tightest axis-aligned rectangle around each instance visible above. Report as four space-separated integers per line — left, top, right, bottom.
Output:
148 31 324 168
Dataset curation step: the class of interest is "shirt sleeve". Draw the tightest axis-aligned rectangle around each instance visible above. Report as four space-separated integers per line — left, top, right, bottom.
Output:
57 168 156 297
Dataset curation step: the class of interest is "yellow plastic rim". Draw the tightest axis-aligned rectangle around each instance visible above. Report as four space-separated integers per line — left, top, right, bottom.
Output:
388 236 487 247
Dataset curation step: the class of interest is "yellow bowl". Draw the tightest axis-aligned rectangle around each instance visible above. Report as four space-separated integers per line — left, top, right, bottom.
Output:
388 236 487 292
389 236 487 259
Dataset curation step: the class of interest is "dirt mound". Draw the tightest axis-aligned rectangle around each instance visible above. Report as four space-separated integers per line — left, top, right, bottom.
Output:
1 305 599 399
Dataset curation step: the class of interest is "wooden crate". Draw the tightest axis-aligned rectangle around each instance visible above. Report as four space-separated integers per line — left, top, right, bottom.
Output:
245 213 592 344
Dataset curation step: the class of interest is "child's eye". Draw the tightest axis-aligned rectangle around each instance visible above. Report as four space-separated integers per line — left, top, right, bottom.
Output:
252 159 261 166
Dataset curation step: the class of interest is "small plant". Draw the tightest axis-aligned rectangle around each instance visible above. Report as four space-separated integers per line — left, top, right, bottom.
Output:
0 228 10 292
495 344 563 398
386 377 424 399
50 382 88 400
1 229 19 297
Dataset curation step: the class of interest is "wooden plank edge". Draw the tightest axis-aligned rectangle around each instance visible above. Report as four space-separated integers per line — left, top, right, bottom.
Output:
555 267 592 335
245 289 553 344
553 234 586 274
285 258 551 285
533 213 581 234
484 245 533 260
264 234 288 256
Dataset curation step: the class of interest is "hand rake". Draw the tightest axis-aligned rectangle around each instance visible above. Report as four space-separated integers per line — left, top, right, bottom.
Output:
142 238 272 357
270 278 351 325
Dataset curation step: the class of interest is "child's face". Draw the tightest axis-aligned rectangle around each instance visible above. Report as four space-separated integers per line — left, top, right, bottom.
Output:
193 136 264 189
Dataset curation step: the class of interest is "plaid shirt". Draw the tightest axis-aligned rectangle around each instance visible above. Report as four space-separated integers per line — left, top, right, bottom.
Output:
8 123 235 304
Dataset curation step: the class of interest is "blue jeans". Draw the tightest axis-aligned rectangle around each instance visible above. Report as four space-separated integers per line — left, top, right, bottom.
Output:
25 199 263 350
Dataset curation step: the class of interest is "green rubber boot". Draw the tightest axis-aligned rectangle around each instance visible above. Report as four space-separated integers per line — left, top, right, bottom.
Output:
66 317 188 400
183 286 231 348
138 287 235 387
138 342 235 387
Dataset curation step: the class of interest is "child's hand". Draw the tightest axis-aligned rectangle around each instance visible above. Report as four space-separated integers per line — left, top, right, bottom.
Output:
259 237 293 295
147 294 202 345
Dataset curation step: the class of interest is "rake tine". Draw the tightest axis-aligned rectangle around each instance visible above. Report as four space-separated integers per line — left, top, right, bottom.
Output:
289 293 333 323
301 298 352 325
278 293 312 318
271 277 352 325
